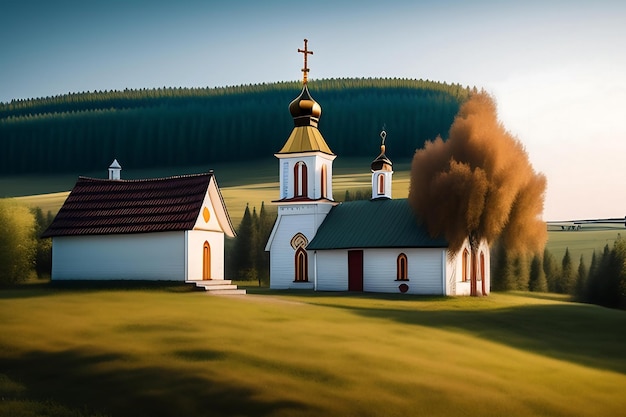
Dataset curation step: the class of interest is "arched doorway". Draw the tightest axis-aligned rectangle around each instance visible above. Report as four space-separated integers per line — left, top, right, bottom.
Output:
203 241 211 280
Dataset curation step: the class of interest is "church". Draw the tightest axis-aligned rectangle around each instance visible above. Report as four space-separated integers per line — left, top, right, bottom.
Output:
265 40 490 296
42 162 245 294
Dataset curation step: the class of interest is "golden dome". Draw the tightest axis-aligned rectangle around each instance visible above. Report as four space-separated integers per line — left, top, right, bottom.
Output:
289 84 322 127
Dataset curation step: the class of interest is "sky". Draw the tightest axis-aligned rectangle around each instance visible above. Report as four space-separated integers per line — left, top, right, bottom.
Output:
2 0 625 221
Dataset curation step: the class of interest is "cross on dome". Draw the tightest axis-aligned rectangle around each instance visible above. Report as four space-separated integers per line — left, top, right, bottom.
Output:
298 39 313 84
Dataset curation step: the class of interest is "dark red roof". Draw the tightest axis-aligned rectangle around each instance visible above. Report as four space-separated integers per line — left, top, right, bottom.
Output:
42 173 213 237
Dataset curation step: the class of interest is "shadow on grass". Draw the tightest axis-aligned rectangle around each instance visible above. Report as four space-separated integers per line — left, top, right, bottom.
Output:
315 298 626 375
0 349 308 417
0 280 199 300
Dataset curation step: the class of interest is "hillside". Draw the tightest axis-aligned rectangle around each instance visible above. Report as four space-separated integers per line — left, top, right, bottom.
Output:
0 78 471 175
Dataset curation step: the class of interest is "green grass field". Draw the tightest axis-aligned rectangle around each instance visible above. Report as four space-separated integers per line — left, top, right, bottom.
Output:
0 287 624 417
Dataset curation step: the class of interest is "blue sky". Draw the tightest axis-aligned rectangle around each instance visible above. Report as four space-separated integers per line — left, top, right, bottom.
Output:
2 0 625 220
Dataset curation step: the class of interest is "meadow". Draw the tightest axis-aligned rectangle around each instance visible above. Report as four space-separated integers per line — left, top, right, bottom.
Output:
1 287 625 417
1 157 413 225
2 157 621 259
2 159 626 416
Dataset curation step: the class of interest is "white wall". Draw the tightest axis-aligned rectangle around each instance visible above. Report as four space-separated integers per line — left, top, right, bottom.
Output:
186 230 225 280
267 203 333 289
363 248 445 294
51 232 185 280
277 152 336 200
446 239 490 296
315 251 348 291
315 248 447 294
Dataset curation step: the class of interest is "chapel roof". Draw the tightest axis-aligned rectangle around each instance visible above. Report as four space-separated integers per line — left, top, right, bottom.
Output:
41 172 233 237
306 198 448 250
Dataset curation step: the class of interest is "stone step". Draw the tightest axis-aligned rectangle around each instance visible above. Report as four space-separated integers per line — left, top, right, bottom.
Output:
206 289 247 295
187 279 232 286
196 284 239 291
186 279 245 295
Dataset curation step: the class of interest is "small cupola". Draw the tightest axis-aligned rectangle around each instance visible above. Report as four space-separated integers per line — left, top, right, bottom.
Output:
371 130 393 200
108 159 122 180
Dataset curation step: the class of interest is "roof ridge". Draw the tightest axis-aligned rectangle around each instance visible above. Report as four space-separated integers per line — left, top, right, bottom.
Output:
77 171 213 183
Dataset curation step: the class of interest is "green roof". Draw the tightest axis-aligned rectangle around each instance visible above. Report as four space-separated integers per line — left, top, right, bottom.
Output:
307 198 448 250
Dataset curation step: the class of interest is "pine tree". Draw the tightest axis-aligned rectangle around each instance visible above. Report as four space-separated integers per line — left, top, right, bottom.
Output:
255 202 274 286
232 204 257 281
543 248 560 292
575 254 588 301
559 248 575 295
529 254 548 292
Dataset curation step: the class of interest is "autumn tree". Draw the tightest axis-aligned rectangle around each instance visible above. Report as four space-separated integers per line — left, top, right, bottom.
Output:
409 91 547 296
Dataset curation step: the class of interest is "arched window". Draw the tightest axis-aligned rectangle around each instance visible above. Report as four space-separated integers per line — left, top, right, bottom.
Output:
294 161 308 197
321 164 327 199
295 247 308 282
397 253 408 281
377 174 385 195
203 241 211 280
462 249 469 282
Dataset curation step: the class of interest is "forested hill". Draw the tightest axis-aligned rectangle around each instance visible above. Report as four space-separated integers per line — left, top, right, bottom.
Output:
0 78 471 175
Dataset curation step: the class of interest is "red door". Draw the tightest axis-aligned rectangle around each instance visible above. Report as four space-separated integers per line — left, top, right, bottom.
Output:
348 250 363 292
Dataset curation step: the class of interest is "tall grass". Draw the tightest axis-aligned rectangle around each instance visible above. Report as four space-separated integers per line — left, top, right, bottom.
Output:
1 288 624 417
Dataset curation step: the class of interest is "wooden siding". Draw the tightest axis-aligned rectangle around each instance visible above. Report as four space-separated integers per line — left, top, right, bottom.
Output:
315 248 446 294
315 251 348 291
267 207 328 289
362 248 445 294
445 239 490 296
51 232 185 280
275 153 336 201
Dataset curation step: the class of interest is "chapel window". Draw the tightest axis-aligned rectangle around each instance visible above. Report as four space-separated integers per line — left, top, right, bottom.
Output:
294 161 308 197
321 164 327 199
377 174 385 195
295 247 308 282
290 233 309 282
397 253 408 281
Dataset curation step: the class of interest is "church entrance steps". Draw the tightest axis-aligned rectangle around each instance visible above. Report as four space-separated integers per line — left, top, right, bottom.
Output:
186 280 246 295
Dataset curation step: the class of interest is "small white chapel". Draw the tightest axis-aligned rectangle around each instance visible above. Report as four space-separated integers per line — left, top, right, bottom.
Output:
265 40 490 296
42 163 244 293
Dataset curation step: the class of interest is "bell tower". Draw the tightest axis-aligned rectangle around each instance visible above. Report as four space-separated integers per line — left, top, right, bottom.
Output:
371 130 393 200
266 39 338 290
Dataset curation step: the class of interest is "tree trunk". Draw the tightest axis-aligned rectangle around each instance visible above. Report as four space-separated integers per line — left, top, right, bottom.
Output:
469 232 482 297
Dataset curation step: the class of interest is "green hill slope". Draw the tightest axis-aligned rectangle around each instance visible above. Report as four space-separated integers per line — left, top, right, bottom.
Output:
0 78 471 175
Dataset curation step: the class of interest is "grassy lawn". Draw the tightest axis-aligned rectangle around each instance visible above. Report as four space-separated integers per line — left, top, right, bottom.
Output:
546 225 625 263
0 287 625 417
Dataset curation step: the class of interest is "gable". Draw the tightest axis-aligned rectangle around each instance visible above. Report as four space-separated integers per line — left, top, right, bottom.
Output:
192 176 236 238
307 198 448 250
42 173 225 237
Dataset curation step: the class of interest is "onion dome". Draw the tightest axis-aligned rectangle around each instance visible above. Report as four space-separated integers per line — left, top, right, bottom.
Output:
371 130 393 171
289 84 322 128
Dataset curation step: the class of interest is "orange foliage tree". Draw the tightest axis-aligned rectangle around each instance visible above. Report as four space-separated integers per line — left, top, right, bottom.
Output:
409 91 547 296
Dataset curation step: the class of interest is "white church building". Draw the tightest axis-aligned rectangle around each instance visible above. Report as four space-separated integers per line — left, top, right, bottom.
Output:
42 163 244 293
265 41 490 296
